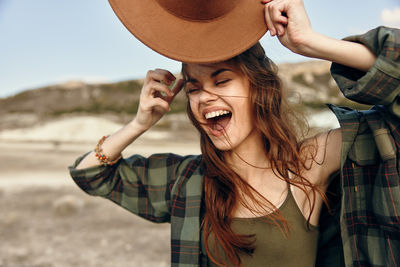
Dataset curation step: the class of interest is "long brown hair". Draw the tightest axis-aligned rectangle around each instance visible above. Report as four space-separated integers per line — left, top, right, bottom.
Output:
182 43 325 266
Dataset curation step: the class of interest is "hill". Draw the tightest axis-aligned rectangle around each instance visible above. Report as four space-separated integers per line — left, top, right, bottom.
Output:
0 60 370 130
0 79 186 116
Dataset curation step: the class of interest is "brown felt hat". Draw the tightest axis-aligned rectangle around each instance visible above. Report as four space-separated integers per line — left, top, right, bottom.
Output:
108 0 267 63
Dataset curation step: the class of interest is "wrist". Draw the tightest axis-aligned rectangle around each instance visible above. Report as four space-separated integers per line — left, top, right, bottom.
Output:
292 31 327 58
129 118 150 135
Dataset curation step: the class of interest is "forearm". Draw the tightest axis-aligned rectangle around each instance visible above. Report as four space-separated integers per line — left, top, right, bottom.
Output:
298 32 377 72
329 27 400 108
76 119 146 169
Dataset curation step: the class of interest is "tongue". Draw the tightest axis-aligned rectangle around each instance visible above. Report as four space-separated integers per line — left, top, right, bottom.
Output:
213 116 230 131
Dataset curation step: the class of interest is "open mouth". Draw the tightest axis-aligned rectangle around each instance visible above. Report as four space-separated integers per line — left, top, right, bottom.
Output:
204 110 232 135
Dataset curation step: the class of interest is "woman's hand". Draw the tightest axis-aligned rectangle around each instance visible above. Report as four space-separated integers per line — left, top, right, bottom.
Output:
133 69 184 131
262 0 316 56
76 69 183 170
262 0 376 71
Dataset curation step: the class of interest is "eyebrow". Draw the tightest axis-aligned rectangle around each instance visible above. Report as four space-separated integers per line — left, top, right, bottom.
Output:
210 68 231 78
185 68 232 84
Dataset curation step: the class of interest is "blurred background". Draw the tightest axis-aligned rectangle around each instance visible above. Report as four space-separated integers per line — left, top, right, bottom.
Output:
0 0 399 266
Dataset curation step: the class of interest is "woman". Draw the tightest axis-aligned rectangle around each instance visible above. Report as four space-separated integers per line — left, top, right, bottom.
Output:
70 0 400 266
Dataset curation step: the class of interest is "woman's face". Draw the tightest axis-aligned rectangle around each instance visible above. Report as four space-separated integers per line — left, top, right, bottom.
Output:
184 61 260 151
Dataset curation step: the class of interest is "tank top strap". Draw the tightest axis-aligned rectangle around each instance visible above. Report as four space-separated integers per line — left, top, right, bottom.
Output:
286 170 295 201
285 169 319 229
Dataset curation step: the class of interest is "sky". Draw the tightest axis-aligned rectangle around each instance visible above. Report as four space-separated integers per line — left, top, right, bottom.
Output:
0 0 399 98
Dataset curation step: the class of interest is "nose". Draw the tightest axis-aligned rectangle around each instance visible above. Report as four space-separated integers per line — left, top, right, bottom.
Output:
198 88 218 104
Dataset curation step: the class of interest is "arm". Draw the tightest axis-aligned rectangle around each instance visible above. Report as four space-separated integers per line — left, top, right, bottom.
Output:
330 27 400 109
262 0 376 72
76 69 184 169
70 152 200 222
262 0 349 181
263 1 400 108
69 69 188 222
263 0 400 179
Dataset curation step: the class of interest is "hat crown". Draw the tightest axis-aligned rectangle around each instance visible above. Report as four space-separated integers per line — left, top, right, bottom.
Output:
155 0 238 21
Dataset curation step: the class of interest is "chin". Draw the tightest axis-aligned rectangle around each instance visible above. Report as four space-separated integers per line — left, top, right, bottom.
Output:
208 134 235 151
213 144 232 152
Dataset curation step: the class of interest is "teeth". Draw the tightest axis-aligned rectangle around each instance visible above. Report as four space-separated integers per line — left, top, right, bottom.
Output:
205 110 230 119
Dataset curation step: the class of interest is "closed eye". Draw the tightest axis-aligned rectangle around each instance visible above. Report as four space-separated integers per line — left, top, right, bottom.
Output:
216 79 231 86
186 88 200 95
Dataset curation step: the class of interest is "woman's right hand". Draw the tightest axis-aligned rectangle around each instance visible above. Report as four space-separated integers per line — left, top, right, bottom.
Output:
133 69 184 131
76 69 183 169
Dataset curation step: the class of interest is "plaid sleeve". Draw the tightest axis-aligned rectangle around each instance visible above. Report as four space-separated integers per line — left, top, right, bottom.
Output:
69 153 200 223
330 27 400 111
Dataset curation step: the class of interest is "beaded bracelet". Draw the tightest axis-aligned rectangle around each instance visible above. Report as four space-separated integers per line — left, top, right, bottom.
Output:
94 135 122 166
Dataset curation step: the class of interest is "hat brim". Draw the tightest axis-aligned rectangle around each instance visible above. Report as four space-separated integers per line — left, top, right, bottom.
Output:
109 0 267 63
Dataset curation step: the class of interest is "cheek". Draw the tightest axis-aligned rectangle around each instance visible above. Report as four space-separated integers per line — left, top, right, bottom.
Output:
189 99 201 120
240 99 255 125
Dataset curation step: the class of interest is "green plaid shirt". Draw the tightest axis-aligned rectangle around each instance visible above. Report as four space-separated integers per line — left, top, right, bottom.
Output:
317 26 400 267
69 27 400 267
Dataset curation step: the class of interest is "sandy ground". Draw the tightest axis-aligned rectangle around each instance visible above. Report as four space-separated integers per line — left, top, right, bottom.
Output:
0 140 200 267
0 111 338 267
0 115 200 267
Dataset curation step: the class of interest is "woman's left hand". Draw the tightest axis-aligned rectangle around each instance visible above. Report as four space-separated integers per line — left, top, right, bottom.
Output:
262 0 317 56
262 0 376 72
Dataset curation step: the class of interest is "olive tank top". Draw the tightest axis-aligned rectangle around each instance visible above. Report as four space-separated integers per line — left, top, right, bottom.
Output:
202 187 319 267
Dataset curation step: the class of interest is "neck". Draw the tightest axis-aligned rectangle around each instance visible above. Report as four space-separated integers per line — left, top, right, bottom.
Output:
224 130 270 181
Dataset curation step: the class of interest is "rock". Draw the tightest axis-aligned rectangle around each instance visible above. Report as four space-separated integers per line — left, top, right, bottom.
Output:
52 195 84 217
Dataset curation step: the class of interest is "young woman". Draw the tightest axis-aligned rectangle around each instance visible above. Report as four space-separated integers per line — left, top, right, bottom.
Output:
70 0 400 266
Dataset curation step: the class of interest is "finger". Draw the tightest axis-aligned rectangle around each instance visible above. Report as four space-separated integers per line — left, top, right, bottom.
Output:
271 5 288 25
272 10 288 36
267 1 289 36
165 78 184 104
140 94 169 112
149 97 170 113
146 80 174 98
145 69 176 86
154 68 176 85
276 24 286 37
171 79 184 96
263 5 276 36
